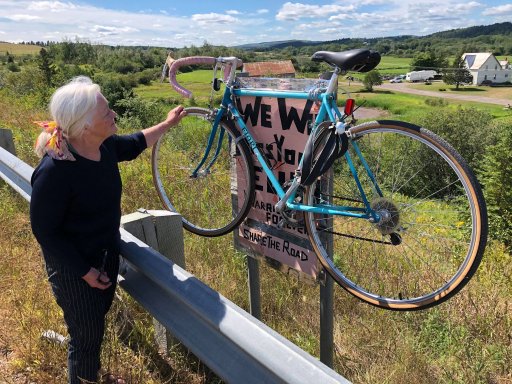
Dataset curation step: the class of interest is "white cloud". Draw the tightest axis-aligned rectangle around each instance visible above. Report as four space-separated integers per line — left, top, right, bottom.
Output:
27 1 77 11
453 1 483 11
276 2 355 21
0 1 192 45
257 9 269 14
295 20 344 30
226 10 242 15
191 13 239 26
5 14 41 21
359 0 388 4
328 14 351 22
319 28 340 34
483 4 512 15
411 1 483 15
90 25 139 36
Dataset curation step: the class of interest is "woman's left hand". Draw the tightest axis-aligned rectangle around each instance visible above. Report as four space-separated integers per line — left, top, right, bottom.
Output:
142 105 188 148
164 105 187 128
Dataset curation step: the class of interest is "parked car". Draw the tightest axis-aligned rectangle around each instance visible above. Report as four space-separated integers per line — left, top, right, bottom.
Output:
390 77 402 83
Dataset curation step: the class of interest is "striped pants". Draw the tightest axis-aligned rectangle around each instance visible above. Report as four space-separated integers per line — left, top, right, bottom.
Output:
46 253 119 384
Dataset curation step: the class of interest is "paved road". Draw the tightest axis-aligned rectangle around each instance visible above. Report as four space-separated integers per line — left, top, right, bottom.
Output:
377 82 511 106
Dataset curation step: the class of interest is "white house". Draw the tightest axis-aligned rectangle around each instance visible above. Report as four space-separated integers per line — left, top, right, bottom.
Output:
462 52 512 85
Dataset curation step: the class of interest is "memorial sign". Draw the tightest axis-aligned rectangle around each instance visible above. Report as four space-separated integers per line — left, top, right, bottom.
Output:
233 90 323 281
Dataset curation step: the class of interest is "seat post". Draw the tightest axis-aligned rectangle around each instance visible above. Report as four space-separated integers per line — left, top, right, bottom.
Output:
326 67 341 95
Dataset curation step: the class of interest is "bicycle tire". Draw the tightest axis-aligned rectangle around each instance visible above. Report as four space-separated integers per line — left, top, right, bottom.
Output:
304 120 487 310
152 107 255 236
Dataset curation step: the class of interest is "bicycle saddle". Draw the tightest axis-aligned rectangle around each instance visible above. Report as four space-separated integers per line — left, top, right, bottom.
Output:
311 49 381 73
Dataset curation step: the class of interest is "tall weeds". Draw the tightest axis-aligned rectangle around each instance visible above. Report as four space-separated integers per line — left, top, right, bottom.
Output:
1 90 511 383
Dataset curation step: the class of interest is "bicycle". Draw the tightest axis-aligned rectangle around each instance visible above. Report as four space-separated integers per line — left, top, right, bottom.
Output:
152 49 488 311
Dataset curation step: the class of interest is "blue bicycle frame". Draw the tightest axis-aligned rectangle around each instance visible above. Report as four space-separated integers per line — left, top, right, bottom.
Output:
195 78 383 223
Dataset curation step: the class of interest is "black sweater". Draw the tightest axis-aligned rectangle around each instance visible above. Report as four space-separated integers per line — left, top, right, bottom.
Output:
30 132 147 277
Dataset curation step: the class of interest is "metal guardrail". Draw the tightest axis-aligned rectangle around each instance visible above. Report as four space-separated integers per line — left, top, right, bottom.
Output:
0 143 33 201
0 144 350 384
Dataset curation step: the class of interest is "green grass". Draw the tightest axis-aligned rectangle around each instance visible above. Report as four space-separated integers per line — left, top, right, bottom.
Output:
350 89 511 122
136 70 214 106
2 79 512 384
0 42 41 55
377 56 411 75
136 66 511 123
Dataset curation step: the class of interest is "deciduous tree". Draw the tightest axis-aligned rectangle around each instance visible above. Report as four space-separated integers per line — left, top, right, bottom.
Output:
363 70 382 91
410 50 448 71
442 56 473 89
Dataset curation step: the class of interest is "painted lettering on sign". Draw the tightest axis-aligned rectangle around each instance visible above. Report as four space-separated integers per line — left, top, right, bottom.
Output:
233 96 320 280
236 97 316 134
242 228 282 251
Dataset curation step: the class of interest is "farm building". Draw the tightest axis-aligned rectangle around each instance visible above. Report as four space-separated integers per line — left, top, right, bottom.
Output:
462 52 511 85
242 60 296 78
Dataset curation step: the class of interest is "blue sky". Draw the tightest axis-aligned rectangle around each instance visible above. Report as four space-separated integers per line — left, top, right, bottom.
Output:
1 0 511 47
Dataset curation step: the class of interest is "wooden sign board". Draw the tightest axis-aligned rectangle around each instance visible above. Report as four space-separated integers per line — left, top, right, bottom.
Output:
233 93 322 282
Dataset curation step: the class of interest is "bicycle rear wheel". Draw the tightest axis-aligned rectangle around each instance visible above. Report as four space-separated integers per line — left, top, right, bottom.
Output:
304 120 487 310
152 107 255 236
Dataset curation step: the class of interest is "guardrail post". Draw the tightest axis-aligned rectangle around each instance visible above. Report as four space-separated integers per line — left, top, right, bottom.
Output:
320 215 334 368
320 273 334 367
246 256 261 320
121 209 185 355
0 128 16 155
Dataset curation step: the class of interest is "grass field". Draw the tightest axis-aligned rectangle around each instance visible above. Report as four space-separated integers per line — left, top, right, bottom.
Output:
1 87 511 382
2 58 512 383
136 70 222 107
376 56 411 75
136 68 511 124
0 42 41 55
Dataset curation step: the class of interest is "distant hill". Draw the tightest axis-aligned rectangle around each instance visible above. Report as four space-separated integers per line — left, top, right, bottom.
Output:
429 22 512 39
234 22 512 52
236 39 324 50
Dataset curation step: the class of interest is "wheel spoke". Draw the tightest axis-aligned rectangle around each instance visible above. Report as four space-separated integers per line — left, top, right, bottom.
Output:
152 108 254 236
305 122 486 310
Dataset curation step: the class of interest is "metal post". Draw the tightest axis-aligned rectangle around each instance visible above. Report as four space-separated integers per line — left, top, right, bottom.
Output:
319 171 334 367
0 128 16 155
246 256 261 320
320 272 334 367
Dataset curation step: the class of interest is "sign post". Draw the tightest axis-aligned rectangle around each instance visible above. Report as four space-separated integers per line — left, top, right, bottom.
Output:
232 89 334 366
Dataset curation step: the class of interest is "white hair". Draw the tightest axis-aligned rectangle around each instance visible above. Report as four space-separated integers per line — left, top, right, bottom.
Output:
35 76 101 158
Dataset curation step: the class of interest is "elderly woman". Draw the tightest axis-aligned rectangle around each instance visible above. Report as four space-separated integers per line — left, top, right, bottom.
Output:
30 76 186 384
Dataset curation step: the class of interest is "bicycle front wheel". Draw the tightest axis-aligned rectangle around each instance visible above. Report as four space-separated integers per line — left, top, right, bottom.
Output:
152 107 255 236
304 120 487 310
